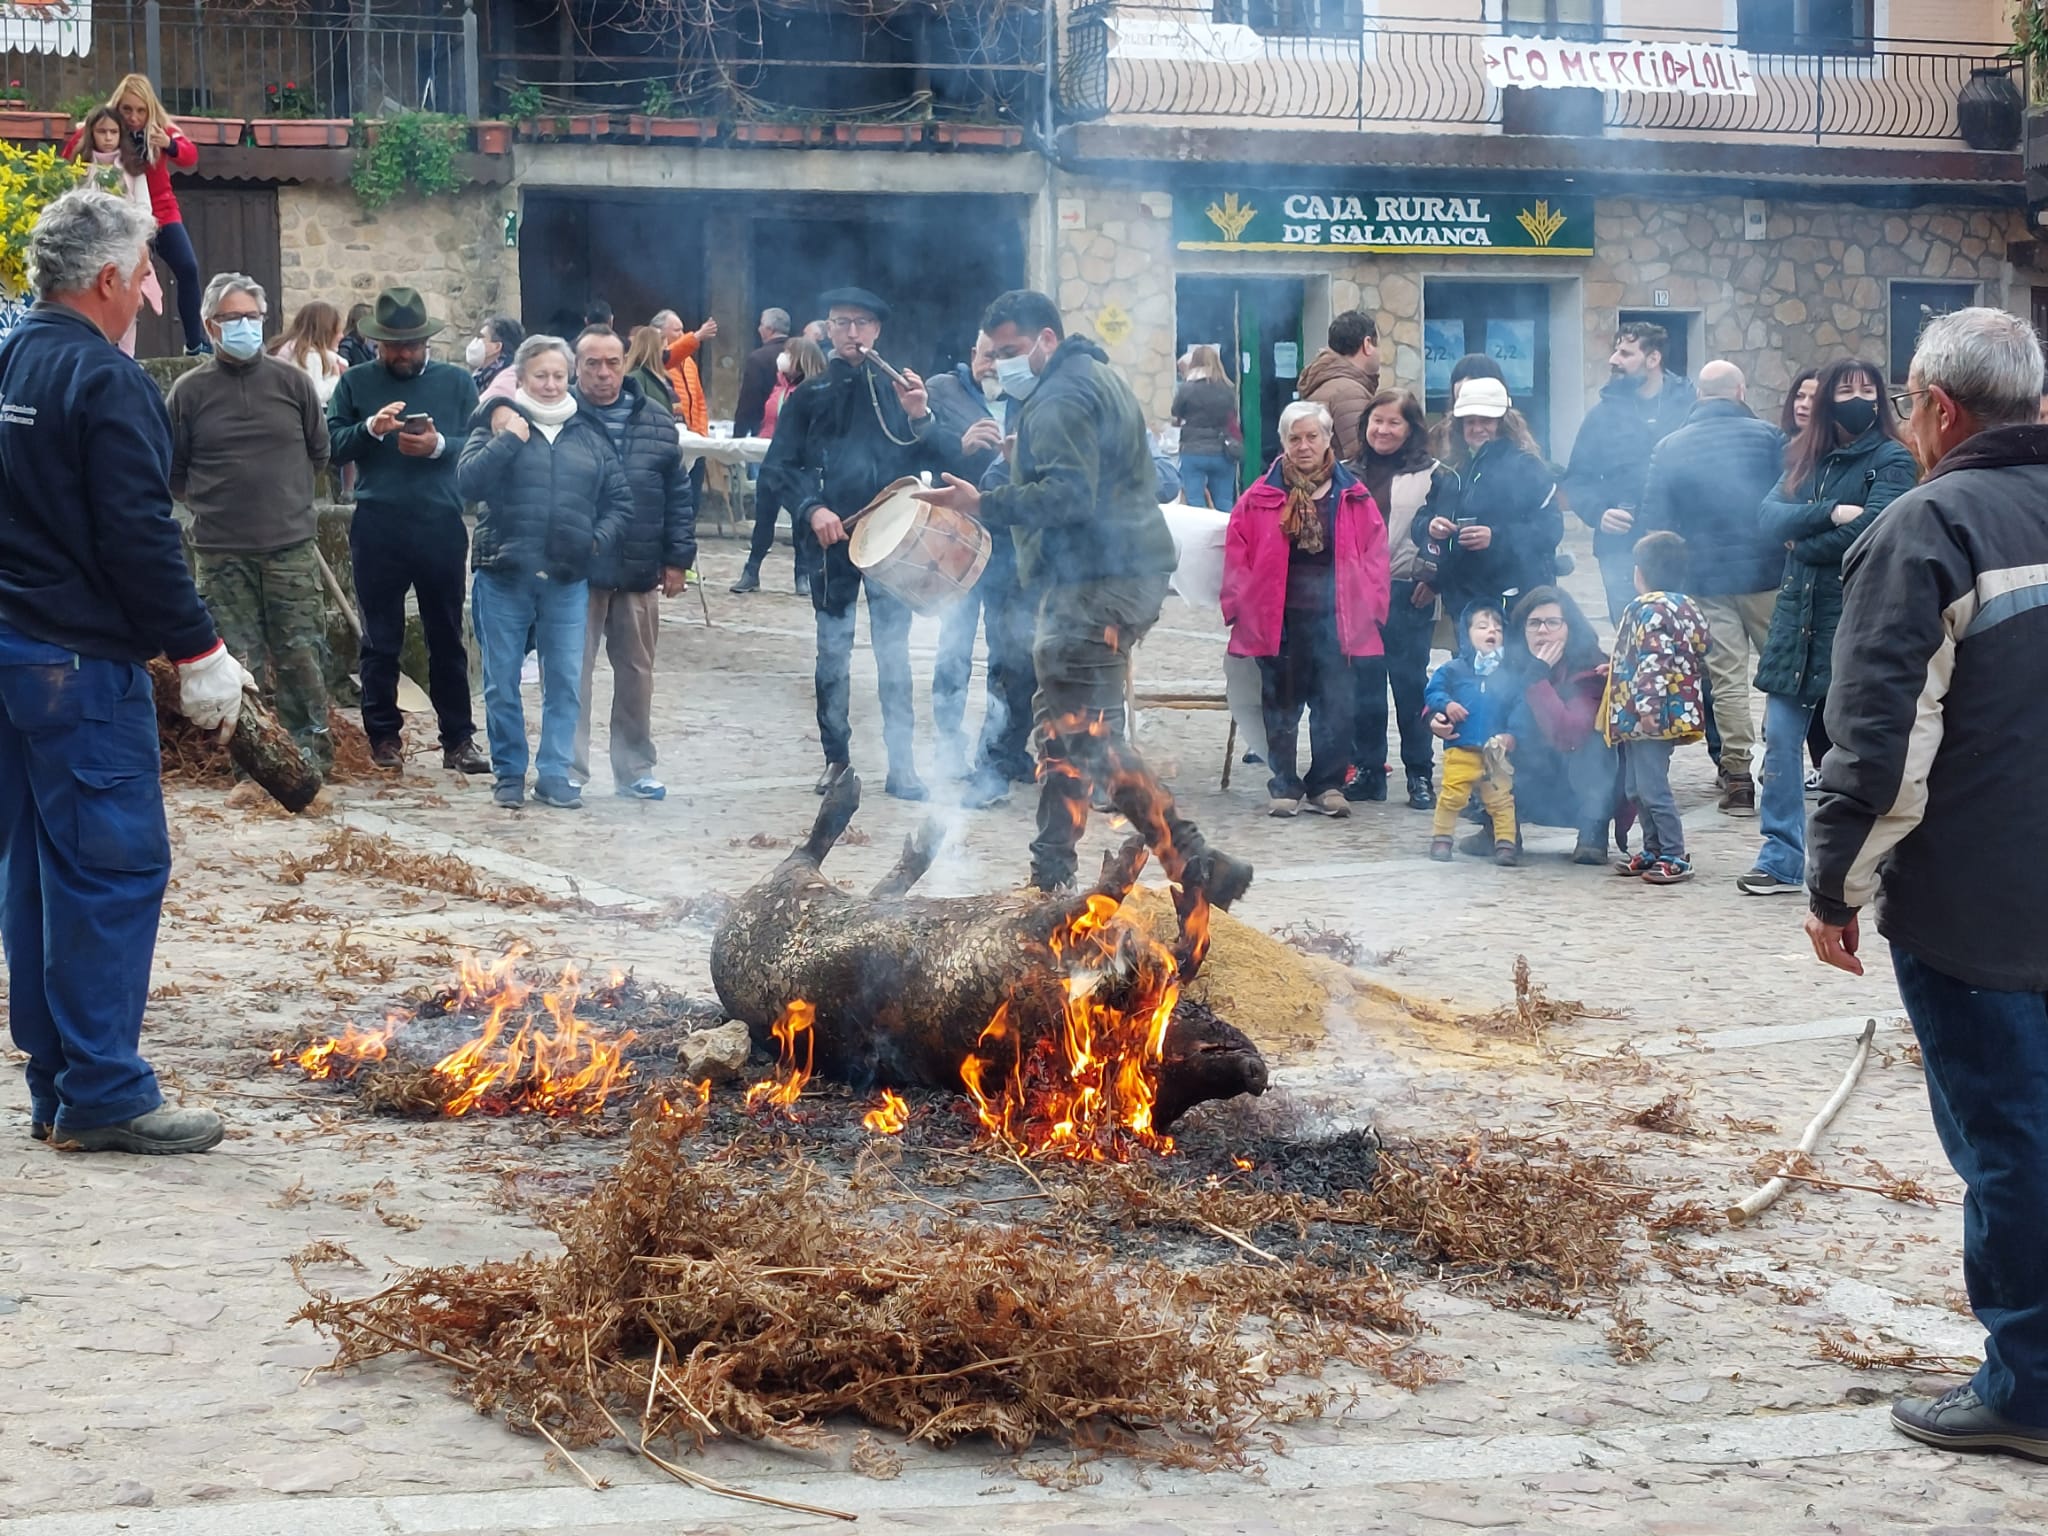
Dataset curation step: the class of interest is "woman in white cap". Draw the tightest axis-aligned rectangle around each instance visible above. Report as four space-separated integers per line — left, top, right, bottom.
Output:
1412 376 1560 622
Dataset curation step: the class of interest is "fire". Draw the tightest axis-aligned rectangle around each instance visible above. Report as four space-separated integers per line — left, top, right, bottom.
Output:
277 943 637 1116
744 1000 815 1114
861 1089 910 1135
960 894 1179 1161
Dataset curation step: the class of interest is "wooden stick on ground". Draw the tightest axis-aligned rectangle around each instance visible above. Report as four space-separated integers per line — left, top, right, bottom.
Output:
1726 1017 1879 1227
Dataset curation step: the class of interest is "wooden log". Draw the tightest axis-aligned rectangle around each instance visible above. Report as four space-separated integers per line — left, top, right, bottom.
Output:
708 774 1268 1130
146 661 324 813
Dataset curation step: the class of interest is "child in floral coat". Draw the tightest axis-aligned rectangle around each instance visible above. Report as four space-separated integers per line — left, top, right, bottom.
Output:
1601 532 1711 884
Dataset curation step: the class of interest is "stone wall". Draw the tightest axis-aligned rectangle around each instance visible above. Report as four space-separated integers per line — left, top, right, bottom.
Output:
277 183 519 340
1053 184 1178 420
1586 196 2024 406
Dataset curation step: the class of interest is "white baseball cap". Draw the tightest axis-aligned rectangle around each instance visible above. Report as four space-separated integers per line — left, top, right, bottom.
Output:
1452 377 1511 419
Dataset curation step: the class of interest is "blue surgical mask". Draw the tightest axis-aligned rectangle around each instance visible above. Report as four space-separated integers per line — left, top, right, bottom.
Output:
993 352 1038 401
216 316 264 360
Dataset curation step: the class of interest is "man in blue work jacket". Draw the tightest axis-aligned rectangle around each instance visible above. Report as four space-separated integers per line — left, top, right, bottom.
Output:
0 188 251 1154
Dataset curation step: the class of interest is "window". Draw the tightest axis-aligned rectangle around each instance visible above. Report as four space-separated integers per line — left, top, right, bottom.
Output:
1502 0 1602 41
1213 0 1362 40
1889 281 1977 386
1738 0 1876 57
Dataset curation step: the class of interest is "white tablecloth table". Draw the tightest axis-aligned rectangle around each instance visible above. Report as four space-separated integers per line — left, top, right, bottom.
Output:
676 429 770 471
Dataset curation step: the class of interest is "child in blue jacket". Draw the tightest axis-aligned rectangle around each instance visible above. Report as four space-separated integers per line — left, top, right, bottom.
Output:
1425 602 1519 866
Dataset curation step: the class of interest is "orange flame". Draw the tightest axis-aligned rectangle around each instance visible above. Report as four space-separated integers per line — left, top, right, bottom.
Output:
276 944 637 1117
744 1000 815 1115
959 895 1178 1161
861 1089 910 1135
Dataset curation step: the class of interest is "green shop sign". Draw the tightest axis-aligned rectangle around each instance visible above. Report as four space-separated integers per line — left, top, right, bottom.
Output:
1177 189 1595 257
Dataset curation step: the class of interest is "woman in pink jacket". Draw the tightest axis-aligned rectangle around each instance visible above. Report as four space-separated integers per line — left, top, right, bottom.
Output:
1221 400 1391 818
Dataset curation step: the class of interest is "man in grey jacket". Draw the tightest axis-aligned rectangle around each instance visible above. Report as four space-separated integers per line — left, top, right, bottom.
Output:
1807 307 2048 1462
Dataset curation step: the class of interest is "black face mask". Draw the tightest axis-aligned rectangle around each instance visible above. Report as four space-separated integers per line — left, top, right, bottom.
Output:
1834 397 1878 437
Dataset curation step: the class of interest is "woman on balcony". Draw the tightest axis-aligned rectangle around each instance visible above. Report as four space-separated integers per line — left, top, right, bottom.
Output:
72 75 207 355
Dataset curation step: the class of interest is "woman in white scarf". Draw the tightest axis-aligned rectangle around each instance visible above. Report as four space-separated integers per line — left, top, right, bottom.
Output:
456 335 633 810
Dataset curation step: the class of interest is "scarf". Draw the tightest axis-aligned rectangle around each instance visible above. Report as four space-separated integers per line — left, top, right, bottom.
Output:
515 387 577 443
1280 449 1335 553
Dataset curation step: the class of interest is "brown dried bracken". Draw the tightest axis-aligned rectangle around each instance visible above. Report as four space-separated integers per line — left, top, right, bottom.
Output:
278 828 563 909
1272 921 1361 967
1605 1295 1655 1363
1464 955 1627 1043
295 1102 1426 1491
1623 1093 1700 1138
1817 1329 1978 1375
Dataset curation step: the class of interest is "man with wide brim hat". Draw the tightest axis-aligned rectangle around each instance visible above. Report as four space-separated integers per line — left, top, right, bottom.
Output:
326 285 488 776
761 283 955 800
354 286 447 344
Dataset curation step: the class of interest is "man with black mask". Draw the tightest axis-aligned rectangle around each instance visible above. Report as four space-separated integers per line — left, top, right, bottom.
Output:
915 290 1253 932
761 286 954 800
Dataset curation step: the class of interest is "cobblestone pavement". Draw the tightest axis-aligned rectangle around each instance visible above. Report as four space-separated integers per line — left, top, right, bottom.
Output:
3 529 2036 1536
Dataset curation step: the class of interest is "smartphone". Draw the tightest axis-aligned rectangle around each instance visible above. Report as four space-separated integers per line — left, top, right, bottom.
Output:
402 413 433 434
1454 512 1478 528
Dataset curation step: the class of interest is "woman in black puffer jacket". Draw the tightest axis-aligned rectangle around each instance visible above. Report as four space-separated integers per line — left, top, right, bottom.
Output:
457 335 633 811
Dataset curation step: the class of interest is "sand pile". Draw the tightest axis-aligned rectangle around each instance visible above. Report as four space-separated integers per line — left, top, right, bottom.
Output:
1118 887 1335 1054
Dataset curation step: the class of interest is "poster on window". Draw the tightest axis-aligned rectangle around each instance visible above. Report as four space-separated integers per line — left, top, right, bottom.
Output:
1486 320 1537 397
0 0 91 55
1424 319 1466 397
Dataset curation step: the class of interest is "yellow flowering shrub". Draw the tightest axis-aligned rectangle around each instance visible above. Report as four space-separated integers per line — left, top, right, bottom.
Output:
0 142 91 296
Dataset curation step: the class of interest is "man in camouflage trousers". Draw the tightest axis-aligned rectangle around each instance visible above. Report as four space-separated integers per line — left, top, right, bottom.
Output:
166 272 333 778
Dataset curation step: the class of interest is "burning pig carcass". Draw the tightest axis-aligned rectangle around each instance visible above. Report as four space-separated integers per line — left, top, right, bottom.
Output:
709 772 1268 1154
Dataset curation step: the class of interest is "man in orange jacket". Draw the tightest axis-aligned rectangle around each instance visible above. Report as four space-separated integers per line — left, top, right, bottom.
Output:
655 309 714 434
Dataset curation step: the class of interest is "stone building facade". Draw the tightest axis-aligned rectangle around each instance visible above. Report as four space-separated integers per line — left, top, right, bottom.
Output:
1050 170 2025 456
276 183 519 342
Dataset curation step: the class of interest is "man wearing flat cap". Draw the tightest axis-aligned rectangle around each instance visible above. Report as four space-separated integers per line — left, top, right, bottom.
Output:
327 286 489 775
763 286 956 800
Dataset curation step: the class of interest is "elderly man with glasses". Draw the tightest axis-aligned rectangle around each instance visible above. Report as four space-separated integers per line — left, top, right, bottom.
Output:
165 271 334 793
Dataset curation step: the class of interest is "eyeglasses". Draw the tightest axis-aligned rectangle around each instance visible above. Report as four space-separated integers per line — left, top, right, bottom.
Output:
1525 617 1568 631
826 315 878 332
1890 389 1926 416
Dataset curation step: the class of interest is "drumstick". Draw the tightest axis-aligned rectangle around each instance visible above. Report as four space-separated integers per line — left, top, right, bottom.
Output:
859 345 913 390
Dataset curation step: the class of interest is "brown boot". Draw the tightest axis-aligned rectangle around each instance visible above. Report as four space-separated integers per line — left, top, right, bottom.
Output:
369 736 404 771
1718 772 1757 817
1495 840 1521 867
443 738 490 775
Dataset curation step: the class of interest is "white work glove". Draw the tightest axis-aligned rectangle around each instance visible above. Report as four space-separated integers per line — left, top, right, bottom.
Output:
176 643 254 736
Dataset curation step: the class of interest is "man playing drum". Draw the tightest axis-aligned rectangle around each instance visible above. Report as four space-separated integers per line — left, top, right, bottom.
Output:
915 290 1255 914
763 286 955 801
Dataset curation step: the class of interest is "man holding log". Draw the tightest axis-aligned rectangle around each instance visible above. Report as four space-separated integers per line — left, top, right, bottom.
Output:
762 286 951 802
0 188 247 1154
915 290 1253 912
167 271 333 796
1806 306 2048 1461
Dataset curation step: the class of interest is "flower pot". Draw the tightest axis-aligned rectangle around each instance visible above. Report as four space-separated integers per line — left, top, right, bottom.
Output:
566 112 610 139
0 109 72 142
626 114 715 142
177 118 247 146
472 120 511 154
249 118 350 148
733 121 824 146
833 122 923 148
933 122 1023 148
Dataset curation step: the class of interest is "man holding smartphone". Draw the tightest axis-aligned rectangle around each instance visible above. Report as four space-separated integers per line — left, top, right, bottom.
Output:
327 286 488 774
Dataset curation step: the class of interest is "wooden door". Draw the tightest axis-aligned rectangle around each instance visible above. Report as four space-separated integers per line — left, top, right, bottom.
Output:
138 182 283 359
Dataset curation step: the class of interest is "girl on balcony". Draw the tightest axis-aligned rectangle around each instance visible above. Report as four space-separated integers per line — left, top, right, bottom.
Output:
82 75 207 354
66 106 163 357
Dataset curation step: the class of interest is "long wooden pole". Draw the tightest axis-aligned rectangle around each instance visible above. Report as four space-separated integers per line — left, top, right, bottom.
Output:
1726 1017 1879 1227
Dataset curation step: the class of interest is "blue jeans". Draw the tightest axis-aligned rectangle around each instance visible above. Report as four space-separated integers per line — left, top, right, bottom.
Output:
0 625 169 1132
1893 950 2048 1424
1754 693 1814 883
472 569 588 787
1180 454 1237 510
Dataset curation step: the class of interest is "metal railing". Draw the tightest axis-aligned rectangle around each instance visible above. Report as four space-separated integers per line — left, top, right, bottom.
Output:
1058 5 2019 146
478 0 1047 126
1 0 479 124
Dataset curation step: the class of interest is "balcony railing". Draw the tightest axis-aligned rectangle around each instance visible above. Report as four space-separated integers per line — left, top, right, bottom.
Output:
479 0 1046 128
1058 5 2021 149
0 1 479 123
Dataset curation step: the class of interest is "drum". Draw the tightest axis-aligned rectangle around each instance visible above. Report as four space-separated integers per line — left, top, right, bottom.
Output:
847 477 991 615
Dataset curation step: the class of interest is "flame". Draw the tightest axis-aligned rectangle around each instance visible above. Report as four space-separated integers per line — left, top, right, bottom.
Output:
276 943 637 1116
744 1000 815 1115
861 1089 910 1135
959 894 1179 1161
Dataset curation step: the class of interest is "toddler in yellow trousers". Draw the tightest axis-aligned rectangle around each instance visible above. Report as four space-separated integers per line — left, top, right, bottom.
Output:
1425 603 1520 867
